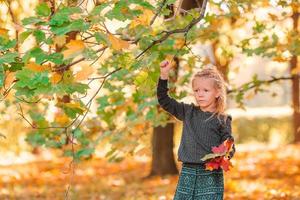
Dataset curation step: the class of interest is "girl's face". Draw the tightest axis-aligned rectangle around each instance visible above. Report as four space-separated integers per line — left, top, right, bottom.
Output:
192 77 220 111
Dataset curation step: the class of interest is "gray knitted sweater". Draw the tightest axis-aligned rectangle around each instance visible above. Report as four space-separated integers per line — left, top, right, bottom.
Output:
157 78 235 164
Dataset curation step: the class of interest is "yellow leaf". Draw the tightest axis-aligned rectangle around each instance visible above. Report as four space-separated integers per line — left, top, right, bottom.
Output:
130 9 154 28
65 102 86 112
62 40 85 59
165 55 176 67
174 38 185 49
26 62 49 72
273 56 289 62
62 70 74 84
4 72 15 88
0 28 9 39
50 72 62 84
55 112 70 126
108 34 129 51
75 65 94 81
121 7 130 15
53 35 66 48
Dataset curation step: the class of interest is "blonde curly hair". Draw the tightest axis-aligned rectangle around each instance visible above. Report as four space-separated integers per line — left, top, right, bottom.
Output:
191 65 230 123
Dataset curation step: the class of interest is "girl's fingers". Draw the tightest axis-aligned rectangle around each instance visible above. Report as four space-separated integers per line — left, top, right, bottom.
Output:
160 60 169 68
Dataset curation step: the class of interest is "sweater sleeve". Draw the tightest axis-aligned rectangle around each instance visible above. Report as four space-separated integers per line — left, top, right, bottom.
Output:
220 115 236 159
156 78 189 121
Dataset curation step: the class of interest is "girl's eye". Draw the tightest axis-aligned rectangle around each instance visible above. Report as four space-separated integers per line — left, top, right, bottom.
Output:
204 89 208 92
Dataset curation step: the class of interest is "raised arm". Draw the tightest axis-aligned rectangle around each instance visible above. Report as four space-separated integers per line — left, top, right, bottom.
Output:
156 60 189 121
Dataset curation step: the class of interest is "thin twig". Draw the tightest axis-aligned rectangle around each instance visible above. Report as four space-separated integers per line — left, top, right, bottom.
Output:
54 46 107 72
150 0 168 25
135 0 209 59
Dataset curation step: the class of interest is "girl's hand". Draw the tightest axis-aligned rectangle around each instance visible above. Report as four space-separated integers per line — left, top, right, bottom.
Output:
159 60 172 79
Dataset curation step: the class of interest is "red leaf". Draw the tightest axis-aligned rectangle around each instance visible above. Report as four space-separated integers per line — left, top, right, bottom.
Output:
220 157 232 172
224 139 234 152
212 143 227 154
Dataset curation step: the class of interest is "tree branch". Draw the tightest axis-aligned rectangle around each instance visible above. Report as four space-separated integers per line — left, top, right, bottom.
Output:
53 46 107 72
135 0 209 59
227 75 298 94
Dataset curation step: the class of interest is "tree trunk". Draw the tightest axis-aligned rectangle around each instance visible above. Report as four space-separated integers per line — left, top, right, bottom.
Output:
291 11 300 143
149 123 178 176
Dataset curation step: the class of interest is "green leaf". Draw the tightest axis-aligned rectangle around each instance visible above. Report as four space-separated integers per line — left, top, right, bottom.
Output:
22 47 47 64
48 53 63 65
0 52 18 65
0 38 17 51
45 140 63 148
51 82 89 95
62 102 85 118
35 2 51 17
105 1 135 21
75 147 95 158
26 132 46 147
50 19 90 35
19 31 32 43
29 111 49 127
82 48 98 60
22 17 44 26
49 7 81 26
90 3 109 15
33 30 46 44
9 61 24 72
0 65 4 87
94 32 109 45
97 96 110 109
73 129 90 146
14 69 51 97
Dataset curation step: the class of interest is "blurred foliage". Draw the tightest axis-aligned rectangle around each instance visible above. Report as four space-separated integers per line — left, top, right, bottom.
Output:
233 116 293 144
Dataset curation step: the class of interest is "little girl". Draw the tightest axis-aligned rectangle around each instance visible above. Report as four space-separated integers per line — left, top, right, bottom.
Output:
157 60 235 199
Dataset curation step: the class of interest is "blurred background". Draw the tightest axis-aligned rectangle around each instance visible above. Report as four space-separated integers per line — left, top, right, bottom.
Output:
0 0 299 199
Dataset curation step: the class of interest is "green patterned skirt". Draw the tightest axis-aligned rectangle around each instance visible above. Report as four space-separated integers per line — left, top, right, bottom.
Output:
173 163 224 200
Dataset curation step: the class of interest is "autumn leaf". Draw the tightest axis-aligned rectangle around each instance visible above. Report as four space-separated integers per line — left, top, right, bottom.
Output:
201 138 234 171
64 102 86 112
174 38 185 49
4 72 15 88
50 72 62 84
108 34 129 51
55 111 70 126
273 56 289 62
74 65 94 81
130 9 154 28
62 40 86 59
26 62 49 72
212 143 227 154
53 35 66 48
204 157 233 172
0 28 9 39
